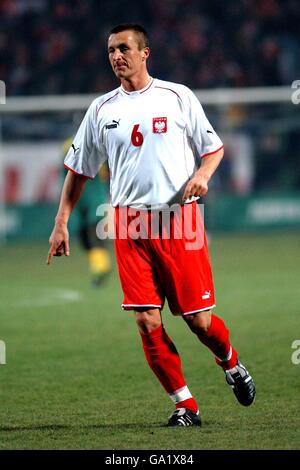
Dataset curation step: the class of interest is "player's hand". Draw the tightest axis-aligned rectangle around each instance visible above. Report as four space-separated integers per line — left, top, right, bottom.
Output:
182 173 209 202
47 222 70 265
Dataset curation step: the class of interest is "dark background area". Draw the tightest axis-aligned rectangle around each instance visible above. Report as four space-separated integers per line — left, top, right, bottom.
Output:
1 0 300 95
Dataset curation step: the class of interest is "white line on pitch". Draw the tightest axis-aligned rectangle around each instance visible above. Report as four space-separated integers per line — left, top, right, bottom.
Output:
14 288 83 308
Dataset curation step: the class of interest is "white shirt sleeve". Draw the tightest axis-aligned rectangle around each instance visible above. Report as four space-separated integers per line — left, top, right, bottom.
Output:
64 99 108 178
184 87 223 158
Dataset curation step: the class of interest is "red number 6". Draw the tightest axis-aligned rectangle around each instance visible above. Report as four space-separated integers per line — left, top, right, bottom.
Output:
131 124 144 147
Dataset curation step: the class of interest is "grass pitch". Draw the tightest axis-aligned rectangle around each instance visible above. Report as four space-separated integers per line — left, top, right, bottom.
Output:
0 232 299 450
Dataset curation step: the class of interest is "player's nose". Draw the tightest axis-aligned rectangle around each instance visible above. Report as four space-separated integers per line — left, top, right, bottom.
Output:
112 49 123 61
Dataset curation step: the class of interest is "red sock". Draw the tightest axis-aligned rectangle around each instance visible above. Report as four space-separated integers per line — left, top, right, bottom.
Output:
176 398 198 413
197 314 238 370
140 324 198 413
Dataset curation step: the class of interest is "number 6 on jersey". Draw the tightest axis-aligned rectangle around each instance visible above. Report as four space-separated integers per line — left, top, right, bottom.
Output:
131 124 144 147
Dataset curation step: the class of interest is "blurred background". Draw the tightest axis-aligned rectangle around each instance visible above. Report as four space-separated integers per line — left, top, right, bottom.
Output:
0 0 300 450
1 0 300 241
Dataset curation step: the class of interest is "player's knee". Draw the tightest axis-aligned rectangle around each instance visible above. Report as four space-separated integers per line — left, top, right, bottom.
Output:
134 309 162 334
183 310 212 334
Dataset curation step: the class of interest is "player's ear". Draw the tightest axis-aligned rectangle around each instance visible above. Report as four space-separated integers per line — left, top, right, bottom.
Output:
142 47 150 61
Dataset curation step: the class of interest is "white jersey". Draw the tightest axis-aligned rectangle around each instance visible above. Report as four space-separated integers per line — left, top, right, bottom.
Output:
64 78 223 208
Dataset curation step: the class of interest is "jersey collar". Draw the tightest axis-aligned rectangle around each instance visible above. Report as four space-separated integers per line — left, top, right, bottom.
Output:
120 78 154 97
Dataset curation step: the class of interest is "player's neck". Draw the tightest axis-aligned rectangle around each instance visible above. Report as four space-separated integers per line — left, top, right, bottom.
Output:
120 73 152 92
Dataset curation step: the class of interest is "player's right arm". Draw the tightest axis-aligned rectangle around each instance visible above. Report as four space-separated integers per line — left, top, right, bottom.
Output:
47 96 110 265
47 171 89 265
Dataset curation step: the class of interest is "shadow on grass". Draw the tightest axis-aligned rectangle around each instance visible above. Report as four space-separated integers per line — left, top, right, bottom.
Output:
0 423 165 432
0 424 70 432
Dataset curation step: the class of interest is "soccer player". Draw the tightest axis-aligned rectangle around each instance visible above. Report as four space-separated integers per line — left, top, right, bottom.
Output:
47 24 255 427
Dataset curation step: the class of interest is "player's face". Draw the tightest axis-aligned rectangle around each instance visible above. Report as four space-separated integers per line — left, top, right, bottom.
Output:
108 31 149 80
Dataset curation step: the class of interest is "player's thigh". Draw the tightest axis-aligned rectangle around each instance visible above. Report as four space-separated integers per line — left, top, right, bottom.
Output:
152 203 215 315
114 237 164 310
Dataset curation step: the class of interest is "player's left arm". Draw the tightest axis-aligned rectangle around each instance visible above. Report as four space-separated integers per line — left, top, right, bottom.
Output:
182 147 224 201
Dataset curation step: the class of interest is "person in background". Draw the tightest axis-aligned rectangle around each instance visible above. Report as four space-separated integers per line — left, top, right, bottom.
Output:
62 137 111 287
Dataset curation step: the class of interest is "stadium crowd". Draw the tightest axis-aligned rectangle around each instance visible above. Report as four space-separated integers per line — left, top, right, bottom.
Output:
1 0 300 95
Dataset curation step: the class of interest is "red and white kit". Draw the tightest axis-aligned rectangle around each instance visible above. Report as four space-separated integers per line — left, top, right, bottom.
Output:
114 202 215 315
64 78 223 208
64 78 223 313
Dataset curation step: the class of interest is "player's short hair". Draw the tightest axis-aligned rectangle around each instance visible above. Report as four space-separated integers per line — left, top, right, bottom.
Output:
109 24 149 50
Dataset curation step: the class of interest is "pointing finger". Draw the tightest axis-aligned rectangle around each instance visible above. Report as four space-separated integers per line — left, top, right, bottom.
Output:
47 249 54 265
64 239 70 257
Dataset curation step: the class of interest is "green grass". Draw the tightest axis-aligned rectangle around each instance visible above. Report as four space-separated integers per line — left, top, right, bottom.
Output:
0 232 299 449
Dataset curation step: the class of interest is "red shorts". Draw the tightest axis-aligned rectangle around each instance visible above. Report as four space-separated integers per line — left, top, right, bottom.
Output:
114 202 215 316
